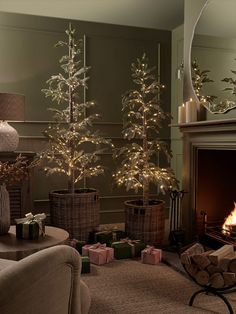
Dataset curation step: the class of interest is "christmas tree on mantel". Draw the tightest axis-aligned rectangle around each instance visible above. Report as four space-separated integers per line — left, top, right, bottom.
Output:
40 24 112 240
113 54 178 245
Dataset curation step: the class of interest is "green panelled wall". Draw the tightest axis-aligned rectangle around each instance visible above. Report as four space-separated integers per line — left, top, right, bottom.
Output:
0 12 172 223
171 25 184 187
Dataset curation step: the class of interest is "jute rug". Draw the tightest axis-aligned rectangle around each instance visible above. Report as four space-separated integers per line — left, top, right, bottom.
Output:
82 259 236 314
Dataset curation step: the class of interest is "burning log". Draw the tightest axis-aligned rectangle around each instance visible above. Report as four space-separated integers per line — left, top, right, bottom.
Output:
222 202 236 234
181 243 236 288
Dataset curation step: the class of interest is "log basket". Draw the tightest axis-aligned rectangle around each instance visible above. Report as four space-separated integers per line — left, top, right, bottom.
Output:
49 188 99 241
125 199 165 245
180 243 236 314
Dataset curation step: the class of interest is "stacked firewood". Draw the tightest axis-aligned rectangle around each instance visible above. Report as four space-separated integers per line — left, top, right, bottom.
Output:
181 243 236 288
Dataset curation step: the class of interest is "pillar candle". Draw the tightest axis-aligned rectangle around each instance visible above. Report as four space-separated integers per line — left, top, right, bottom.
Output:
178 103 186 124
186 98 197 123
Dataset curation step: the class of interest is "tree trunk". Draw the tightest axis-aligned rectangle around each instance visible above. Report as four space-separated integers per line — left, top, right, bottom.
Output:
68 23 76 195
142 96 149 206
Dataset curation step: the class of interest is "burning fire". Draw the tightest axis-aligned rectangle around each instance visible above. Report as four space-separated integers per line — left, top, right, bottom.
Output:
222 202 236 233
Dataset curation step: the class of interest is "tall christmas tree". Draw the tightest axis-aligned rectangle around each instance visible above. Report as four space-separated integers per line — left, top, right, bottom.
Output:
113 54 178 206
40 24 112 194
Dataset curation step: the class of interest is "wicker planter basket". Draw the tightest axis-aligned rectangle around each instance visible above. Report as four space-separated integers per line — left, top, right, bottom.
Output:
125 199 165 245
49 188 99 241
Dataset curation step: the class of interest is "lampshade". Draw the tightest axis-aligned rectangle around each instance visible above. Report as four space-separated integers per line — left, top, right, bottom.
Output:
0 93 25 152
0 93 25 121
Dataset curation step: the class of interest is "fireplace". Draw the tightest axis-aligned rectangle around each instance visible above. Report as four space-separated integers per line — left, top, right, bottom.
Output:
179 118 236 246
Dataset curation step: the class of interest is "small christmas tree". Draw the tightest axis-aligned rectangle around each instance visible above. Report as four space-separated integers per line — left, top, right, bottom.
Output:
222 58 236 96
40 24 112 194
113 54 178 206
191 59 217 104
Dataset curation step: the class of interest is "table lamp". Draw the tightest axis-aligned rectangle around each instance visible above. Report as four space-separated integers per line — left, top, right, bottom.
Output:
0 93 25 152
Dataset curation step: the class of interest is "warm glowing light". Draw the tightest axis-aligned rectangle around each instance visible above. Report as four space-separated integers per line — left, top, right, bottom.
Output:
222 202 236 233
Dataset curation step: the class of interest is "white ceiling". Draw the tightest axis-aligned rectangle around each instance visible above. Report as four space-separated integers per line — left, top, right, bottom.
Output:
0 0 184 30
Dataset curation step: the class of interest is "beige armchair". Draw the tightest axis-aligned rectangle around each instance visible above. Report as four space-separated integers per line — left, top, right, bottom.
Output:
0 245 91 314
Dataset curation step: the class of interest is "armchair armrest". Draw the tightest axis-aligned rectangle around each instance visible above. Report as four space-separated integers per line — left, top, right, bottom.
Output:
0 245 82 314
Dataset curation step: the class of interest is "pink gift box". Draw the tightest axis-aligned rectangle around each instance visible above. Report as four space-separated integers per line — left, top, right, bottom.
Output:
82 243 114 265
82 243 106 256
82 244 95 256
141 247 162 265
89 247 114 265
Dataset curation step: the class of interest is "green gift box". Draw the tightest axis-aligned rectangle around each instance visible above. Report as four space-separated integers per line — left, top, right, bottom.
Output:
111 239 146 259
111 230 126 242
88 229 99 244
94 231 113 245
16 221 40 240
69 239 86 254
75 241 86 254
15 213 46 240
81 256 90 274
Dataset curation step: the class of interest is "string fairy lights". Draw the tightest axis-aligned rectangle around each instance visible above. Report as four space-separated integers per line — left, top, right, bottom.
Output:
39 24 112 193
113 54 178 205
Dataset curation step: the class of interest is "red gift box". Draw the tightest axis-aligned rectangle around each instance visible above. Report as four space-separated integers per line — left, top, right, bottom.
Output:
141 246 162 265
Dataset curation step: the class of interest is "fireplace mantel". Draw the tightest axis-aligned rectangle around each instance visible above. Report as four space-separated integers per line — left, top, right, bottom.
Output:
173 118 236 132
175 118 236 242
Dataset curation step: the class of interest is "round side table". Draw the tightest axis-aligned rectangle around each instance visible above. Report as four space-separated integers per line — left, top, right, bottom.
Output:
0 225 69 260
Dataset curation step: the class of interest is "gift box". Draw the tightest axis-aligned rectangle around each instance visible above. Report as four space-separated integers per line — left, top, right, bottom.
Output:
141 246 162 265
15 212 46 240
111 239 146 259
88 229 99 244
89 246 114 265
94 231 113 245
111 230 126 242
81 256 90 273
70 239 86 254
16 221 39 240
82 243 114 265
82 244 99 256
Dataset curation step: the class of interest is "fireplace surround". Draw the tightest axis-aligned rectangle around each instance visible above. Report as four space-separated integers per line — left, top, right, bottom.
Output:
179 118 236 245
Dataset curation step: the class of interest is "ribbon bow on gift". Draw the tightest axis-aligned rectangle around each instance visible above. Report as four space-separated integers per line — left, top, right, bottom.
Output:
143 245 155 254
120 237 133 244
15 212 46 236
91 242 107 249
15 212 46 224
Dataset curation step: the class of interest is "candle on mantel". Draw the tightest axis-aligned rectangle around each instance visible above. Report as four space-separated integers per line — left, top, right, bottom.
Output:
186 98 197 123
178 103 186 124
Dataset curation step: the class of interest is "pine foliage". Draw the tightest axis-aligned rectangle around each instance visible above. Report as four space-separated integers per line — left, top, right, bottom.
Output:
40 24 112 193
113 54 178 204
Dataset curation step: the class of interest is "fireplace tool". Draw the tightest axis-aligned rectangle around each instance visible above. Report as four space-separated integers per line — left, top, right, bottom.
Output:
169 190 186 249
